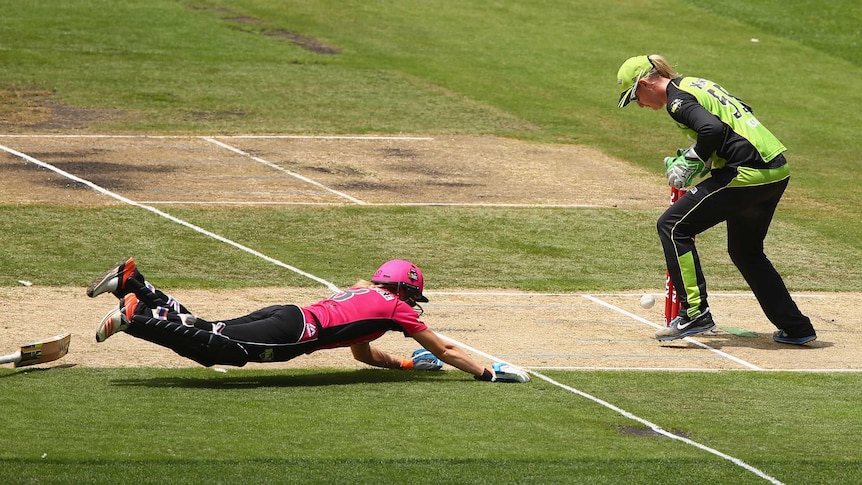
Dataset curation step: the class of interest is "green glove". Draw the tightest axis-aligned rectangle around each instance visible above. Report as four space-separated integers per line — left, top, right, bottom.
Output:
664 150 706 189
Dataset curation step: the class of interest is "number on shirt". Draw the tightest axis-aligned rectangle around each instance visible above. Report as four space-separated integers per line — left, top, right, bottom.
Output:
329 288 370 301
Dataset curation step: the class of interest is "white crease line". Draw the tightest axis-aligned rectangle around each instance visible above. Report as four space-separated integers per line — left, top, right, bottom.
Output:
0 143 341 294
395 202 604 208
213 135 435 140
531 366 862 373
137 201 349 206
0 134 186 139
527 370 784 485
501 354 728 360
0 134 435 140
202 137 367 205
532 366 728 372
437 332 783 483
428 290 826 299
581 294 763 371
134 201 610 208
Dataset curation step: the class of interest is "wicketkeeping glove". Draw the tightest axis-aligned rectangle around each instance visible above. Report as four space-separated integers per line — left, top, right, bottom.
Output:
401 348 443 371
664 147 709 189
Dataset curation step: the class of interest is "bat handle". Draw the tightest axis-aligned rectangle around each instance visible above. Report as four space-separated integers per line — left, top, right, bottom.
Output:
0 351 22 365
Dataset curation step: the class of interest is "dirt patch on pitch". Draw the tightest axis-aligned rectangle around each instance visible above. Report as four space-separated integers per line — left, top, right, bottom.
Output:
0 286 858 372
0 135 665 208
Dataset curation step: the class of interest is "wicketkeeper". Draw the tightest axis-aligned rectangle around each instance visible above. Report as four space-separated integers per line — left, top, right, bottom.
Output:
616 54 816 345
87 257 529 382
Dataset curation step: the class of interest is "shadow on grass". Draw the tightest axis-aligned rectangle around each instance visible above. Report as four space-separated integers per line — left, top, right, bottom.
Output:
109 368 455 389
0 362 76 379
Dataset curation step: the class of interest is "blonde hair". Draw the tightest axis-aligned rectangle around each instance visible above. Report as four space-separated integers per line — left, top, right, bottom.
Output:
646 54 679 79
353 279 399 297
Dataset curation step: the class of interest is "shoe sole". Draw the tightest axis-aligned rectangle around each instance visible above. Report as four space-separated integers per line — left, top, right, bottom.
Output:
656 322 717 342
86 258 134 298
773 335 817 345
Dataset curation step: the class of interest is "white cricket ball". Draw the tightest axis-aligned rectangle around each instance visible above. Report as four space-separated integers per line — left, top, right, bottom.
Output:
639 294 656 309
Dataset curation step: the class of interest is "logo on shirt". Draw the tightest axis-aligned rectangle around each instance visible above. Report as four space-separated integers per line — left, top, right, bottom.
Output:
372 287 396 301
670 98 682 113
305 322 317 338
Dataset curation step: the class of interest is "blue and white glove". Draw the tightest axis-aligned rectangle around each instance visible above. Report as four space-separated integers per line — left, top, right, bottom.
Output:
409 348 443 371
664 147 710 189
491 362 530 383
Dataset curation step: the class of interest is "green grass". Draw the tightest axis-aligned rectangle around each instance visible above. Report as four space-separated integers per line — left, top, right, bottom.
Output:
2 205 858 291
2 1 862 483
2 368 861 484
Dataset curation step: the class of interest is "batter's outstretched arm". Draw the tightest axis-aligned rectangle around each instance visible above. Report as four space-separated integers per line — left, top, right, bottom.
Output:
409 329 487 377
350 342 403 369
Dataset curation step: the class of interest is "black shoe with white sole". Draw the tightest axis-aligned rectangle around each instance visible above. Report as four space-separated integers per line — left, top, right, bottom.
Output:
772 330 817 345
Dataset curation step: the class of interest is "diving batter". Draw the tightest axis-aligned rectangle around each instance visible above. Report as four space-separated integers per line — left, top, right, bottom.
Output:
87 257 529 382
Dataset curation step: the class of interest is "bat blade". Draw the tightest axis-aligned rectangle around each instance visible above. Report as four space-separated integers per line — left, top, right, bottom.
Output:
0 333 72 368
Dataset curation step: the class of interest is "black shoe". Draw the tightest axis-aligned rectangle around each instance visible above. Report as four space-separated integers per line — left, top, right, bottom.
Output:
772 330 817 345
656 309 716 341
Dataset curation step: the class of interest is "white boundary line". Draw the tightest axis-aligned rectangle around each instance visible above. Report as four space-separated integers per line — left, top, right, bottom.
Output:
527 370 784 485
434 334 783 485
0 138 788 484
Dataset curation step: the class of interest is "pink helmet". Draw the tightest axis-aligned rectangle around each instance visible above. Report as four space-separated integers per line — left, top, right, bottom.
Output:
371 259 428 306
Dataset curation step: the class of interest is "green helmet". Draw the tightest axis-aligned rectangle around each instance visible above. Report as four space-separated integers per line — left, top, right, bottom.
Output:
617 55 654 108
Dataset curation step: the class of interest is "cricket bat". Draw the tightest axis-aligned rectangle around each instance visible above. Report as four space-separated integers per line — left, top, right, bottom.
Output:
0 333 71 368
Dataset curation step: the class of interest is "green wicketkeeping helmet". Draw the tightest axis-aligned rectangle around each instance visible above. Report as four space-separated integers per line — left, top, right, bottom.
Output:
617 55 654 108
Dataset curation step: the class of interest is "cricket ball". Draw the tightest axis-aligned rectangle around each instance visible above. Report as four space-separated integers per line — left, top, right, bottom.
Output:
639 294 656 309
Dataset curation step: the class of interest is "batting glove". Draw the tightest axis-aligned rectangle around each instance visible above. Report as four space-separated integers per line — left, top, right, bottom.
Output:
664 148 708 189
400 348 443 371
473 363 530 383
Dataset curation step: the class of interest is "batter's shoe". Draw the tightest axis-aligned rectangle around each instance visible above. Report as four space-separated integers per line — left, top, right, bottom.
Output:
656 308 716 342
772 330 817 345
95 293 140 342
87 257 139 298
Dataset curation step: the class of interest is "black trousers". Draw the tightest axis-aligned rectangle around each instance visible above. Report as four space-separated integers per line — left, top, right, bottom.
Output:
204 305 307 344
656 171 813 335
126 276 316 365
